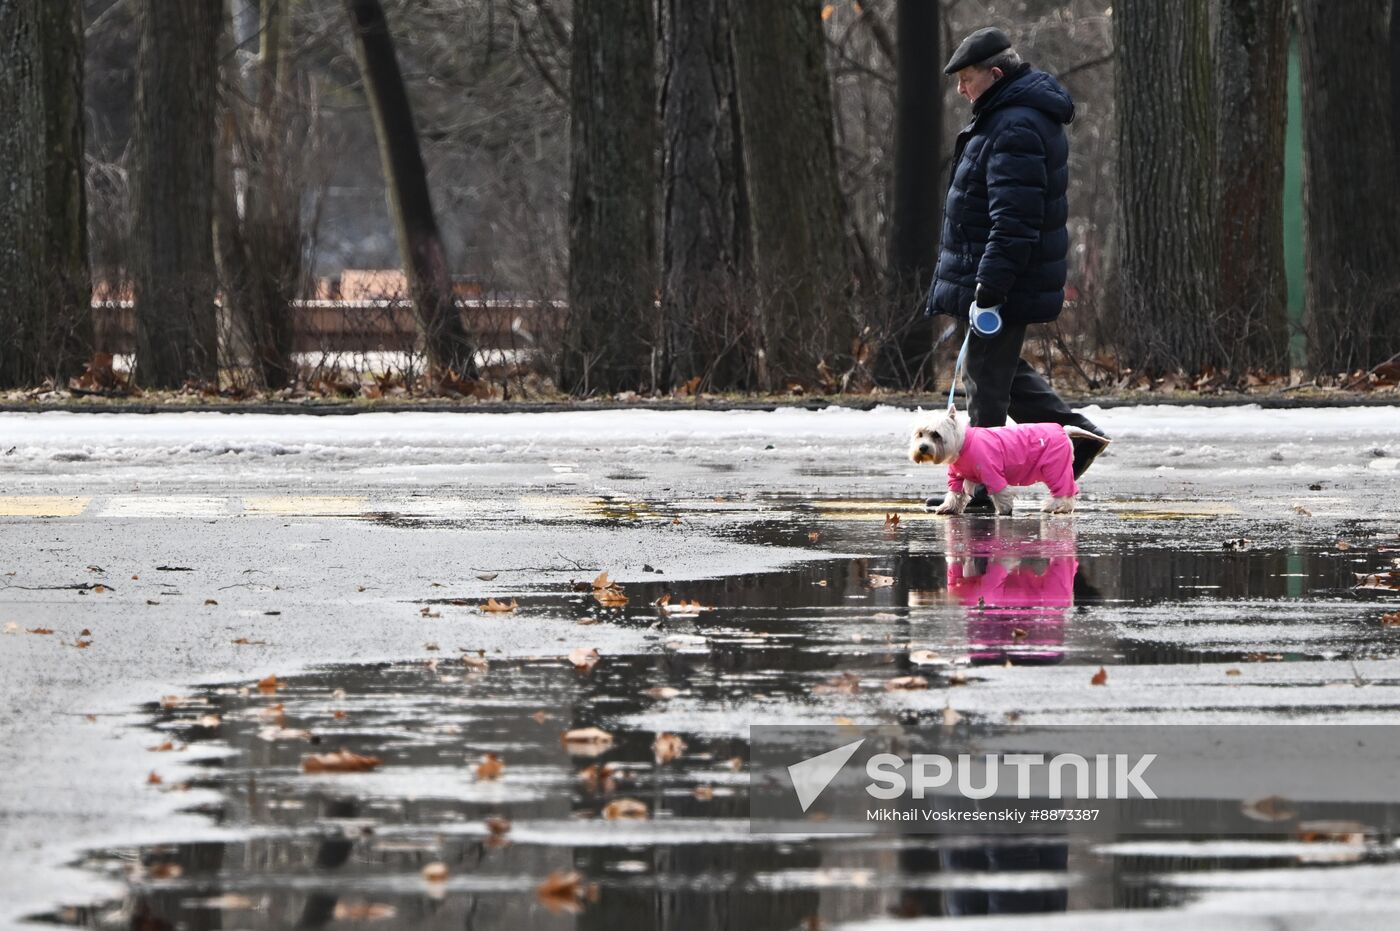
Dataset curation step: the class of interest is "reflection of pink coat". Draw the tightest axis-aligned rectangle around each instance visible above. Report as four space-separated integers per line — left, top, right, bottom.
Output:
946 424 1077 497
948 556 1076 662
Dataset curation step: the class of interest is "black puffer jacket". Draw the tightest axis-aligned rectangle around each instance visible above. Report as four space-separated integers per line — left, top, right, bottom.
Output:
927 65 1074 325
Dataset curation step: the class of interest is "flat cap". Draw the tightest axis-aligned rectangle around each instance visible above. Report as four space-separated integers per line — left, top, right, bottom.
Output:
943 27 1012 74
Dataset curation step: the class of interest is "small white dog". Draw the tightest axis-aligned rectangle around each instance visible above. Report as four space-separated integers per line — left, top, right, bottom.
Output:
909 409 1106 516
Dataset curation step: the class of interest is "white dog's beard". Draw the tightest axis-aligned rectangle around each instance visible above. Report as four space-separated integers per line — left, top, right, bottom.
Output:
909 417 965 465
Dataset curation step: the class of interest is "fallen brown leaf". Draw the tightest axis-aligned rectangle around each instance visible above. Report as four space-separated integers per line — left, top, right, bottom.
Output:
536 870 587 915
652 732 686 764
231 637 267 646
591 572 629 607
485 815 511 836
942 705 964 726
694 785 715 801
1382 612 1400 626
476 752 505 780
27 627 53 635
814 672 861 695
660 598 712 617
885 675 929 691
644 686 680 699
602 798 649 820
562 727 615 756
148 741 176 752
807 531 821 542
332 901 397 921
257 674 280 694
421 863 449 883
884 513 901 531
147 771 162 785
480 598 518 613
593 587 629 608
1090 667 1108 686
864 574 895 589
203 599 218 606
1295 820 1369 844
1242 794 1296 823
302 749 383 773
578 762 618 793
569 647 601 672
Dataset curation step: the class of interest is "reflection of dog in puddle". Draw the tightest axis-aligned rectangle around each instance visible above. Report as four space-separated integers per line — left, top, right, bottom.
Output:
909 409 1107 516
942 519 1078 666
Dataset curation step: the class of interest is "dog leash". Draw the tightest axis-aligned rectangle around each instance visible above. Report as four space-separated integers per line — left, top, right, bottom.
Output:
946 326 971 413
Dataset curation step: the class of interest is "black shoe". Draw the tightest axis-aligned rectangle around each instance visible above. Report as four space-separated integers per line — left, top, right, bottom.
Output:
924 487 996 513
1068 428 1111 479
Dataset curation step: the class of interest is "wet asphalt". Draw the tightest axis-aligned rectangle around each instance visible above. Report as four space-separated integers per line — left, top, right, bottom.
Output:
1 406 1398 929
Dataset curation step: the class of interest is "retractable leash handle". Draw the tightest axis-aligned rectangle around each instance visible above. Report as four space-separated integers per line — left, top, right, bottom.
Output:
946 295 997 411
969 298 1003 337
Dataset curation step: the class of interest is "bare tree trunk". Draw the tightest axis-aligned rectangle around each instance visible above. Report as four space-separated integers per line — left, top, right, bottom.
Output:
213 0 254 380
242 0 300 389
1392 0 1400 172
1113 0 1221 376
132 0 221 388
732 0 852 392
561 0 658 395
1297 0 1400 374
0 0 90 388
42 0 90 381
1214 0 1290 374
344 0 476 379
660 0 750 391
877 0 942 390
0 0 46 387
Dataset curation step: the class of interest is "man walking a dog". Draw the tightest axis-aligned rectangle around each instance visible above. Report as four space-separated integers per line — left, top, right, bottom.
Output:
925 27 1107 512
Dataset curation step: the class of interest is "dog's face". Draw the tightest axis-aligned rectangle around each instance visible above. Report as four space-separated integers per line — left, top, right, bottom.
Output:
908 410 967 465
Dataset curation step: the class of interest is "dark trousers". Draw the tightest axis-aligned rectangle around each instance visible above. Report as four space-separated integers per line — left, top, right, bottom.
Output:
964 322 1102 435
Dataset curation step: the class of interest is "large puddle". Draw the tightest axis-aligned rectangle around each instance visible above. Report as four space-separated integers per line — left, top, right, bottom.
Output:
40 503 1400 928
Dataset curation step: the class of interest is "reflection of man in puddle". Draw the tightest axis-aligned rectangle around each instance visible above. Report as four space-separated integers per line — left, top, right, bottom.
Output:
899 519 1078 918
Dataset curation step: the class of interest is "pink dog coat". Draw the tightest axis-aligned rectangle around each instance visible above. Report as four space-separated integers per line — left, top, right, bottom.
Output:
946 423 1078 498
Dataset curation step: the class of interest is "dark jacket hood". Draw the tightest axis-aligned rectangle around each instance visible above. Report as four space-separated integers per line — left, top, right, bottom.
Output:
975 67 1075 125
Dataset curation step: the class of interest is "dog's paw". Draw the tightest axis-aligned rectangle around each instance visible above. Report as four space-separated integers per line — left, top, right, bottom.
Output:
1041 496 1076 515
934 493 970 515
991 489 1016 516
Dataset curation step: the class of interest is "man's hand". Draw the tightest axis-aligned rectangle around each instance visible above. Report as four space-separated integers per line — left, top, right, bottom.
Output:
975 283 1005 308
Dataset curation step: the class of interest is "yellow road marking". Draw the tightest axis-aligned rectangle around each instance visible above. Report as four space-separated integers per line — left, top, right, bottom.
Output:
0 496 91 517
243 496 367 516
1108 501 1240 519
